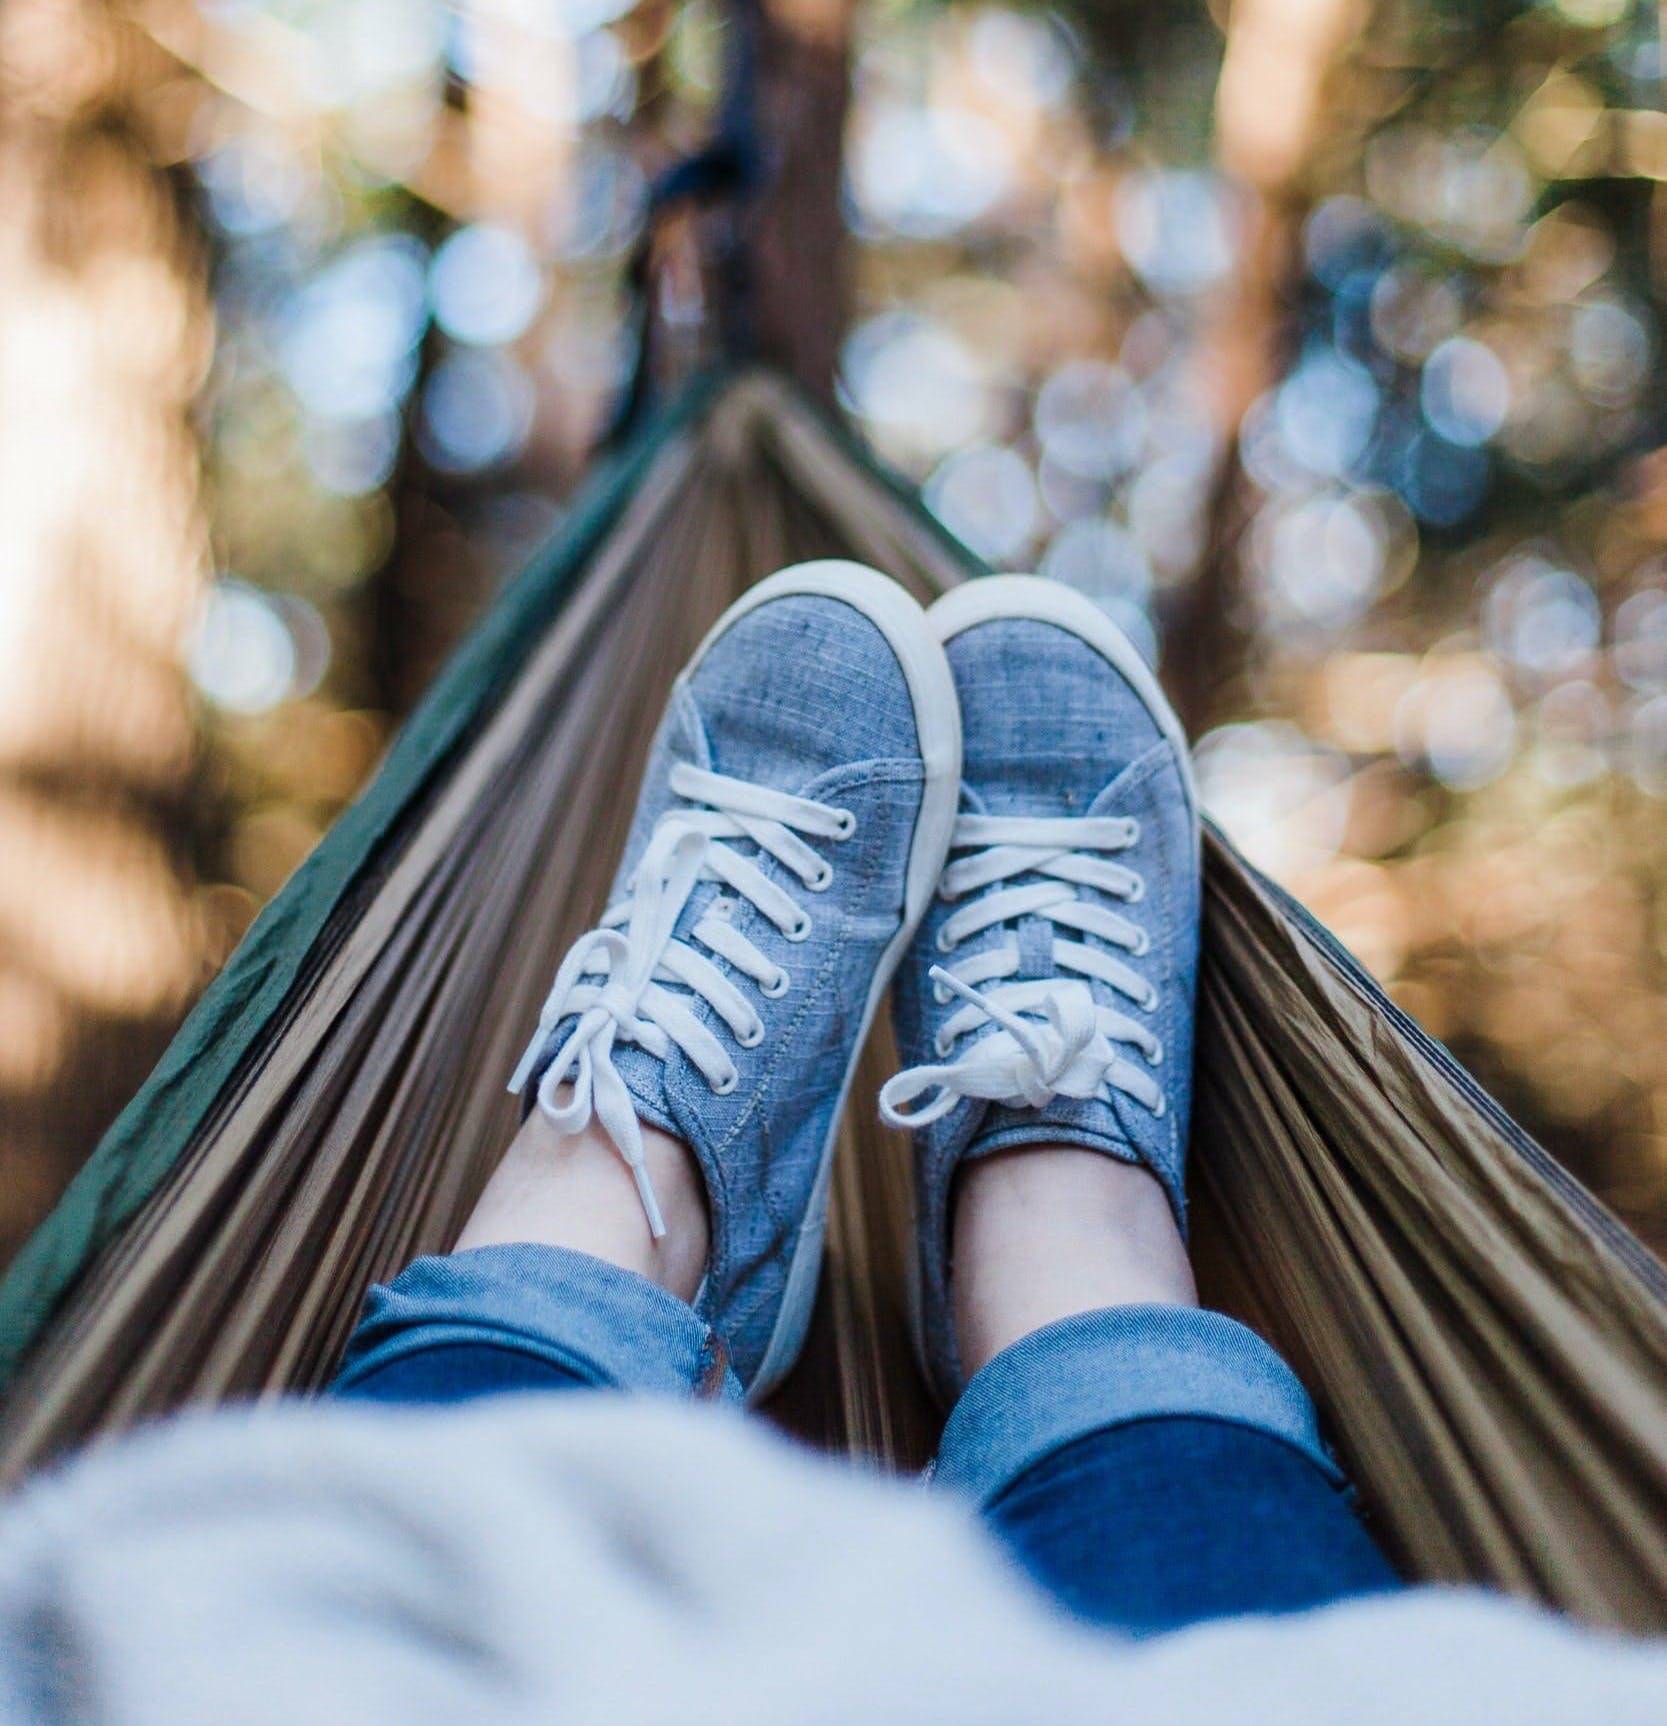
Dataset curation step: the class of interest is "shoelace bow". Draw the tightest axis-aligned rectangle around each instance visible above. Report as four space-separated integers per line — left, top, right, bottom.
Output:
510 761 852 1237
879 812 1165 1130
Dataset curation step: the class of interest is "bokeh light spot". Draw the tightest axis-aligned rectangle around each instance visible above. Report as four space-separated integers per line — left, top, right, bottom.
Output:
841 311 992 465
429 224 544 347
1195 722 1350 880
925 444 1039 564
1034 361 1146 481
1483 553 1601 680
303 413 402 498
1116 169 1236 296
418 349 535 474
279 234 428 422
1274 350 1379 479
190 580 298 716
1613 589 1667 692
1421 336 1511 447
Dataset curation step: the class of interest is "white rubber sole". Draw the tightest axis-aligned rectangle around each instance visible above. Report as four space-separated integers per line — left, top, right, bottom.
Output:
700 562 962 1400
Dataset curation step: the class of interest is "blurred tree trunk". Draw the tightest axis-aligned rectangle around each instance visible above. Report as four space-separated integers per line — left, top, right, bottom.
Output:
1165 196 1306 735
0 1 212 1267
1165 0 1366 734
745 0 855 399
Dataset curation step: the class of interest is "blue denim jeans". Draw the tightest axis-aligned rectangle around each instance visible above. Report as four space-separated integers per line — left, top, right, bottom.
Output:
334 1244 1401 1637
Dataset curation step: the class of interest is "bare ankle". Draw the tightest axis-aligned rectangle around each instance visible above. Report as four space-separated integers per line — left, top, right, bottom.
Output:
951 1145 1196 1381
455 1108 710 1304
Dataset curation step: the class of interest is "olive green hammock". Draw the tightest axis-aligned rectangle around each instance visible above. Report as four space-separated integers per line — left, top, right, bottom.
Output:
2 370 1666 1630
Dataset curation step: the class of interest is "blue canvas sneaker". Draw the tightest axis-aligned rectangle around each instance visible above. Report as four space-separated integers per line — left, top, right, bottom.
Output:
881 575 1201 1405
510 562 961 1399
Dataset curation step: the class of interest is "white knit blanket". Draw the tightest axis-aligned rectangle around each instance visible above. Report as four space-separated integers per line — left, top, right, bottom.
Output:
0 1397 1662 1724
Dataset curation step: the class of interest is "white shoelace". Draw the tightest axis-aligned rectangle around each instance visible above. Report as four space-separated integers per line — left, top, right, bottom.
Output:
879 812 1165 1130
510 761 853 1237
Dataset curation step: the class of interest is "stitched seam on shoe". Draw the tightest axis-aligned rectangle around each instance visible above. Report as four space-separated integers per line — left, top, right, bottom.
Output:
700 759 926 1308
1121 741 1184 1172
773 756 927 804
694 920 845 1343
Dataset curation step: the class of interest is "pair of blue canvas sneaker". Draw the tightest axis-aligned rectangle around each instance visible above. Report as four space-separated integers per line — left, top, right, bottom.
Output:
511 562 1200 1405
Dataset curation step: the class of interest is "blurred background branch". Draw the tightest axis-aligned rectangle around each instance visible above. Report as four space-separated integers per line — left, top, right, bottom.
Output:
1168 0 1371 732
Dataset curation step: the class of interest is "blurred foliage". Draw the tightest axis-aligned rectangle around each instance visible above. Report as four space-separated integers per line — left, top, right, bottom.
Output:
5 0 1666 1258
0 0 215 1263
845 0 1667 1250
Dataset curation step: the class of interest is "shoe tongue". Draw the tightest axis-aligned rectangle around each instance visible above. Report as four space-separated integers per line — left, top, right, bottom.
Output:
956 781 1088 991
1014 916 1054 979
521 1012 676 1141
964 759 1059 818
609 1035 680 1134
962 747 1095 819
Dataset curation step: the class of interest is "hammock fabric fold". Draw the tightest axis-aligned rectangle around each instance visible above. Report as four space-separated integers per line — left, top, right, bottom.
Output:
2 371 1666 1628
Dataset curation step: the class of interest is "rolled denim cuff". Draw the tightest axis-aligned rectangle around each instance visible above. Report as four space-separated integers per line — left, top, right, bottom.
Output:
934 1305 1341 1504
333 1244 744 1404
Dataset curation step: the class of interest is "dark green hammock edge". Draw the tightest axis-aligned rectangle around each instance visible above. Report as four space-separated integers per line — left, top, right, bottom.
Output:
4 367 1663 1402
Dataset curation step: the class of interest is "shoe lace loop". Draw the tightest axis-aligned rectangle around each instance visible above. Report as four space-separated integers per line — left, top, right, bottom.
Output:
510 762 849 1237
880 812 1165 1130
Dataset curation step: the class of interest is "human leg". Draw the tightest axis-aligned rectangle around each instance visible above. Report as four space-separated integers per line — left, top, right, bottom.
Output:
887 577 1399 1633
334 564 960 1408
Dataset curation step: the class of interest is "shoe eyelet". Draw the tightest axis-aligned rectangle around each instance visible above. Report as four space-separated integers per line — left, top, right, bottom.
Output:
934 1032 953 1058
1126 819 1142 844
932 983 951 1006
1147 1041 1165 1067
1129 929 1151 958
1139 986 1159 1012
936 926 958 954
807 863 833 892
832 809 857 840
1152 1094 1167 1118
713 1070 738 1096
1124 877 1146 904
785 915 812 944
738 1020 764 1049
762 969 790 998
